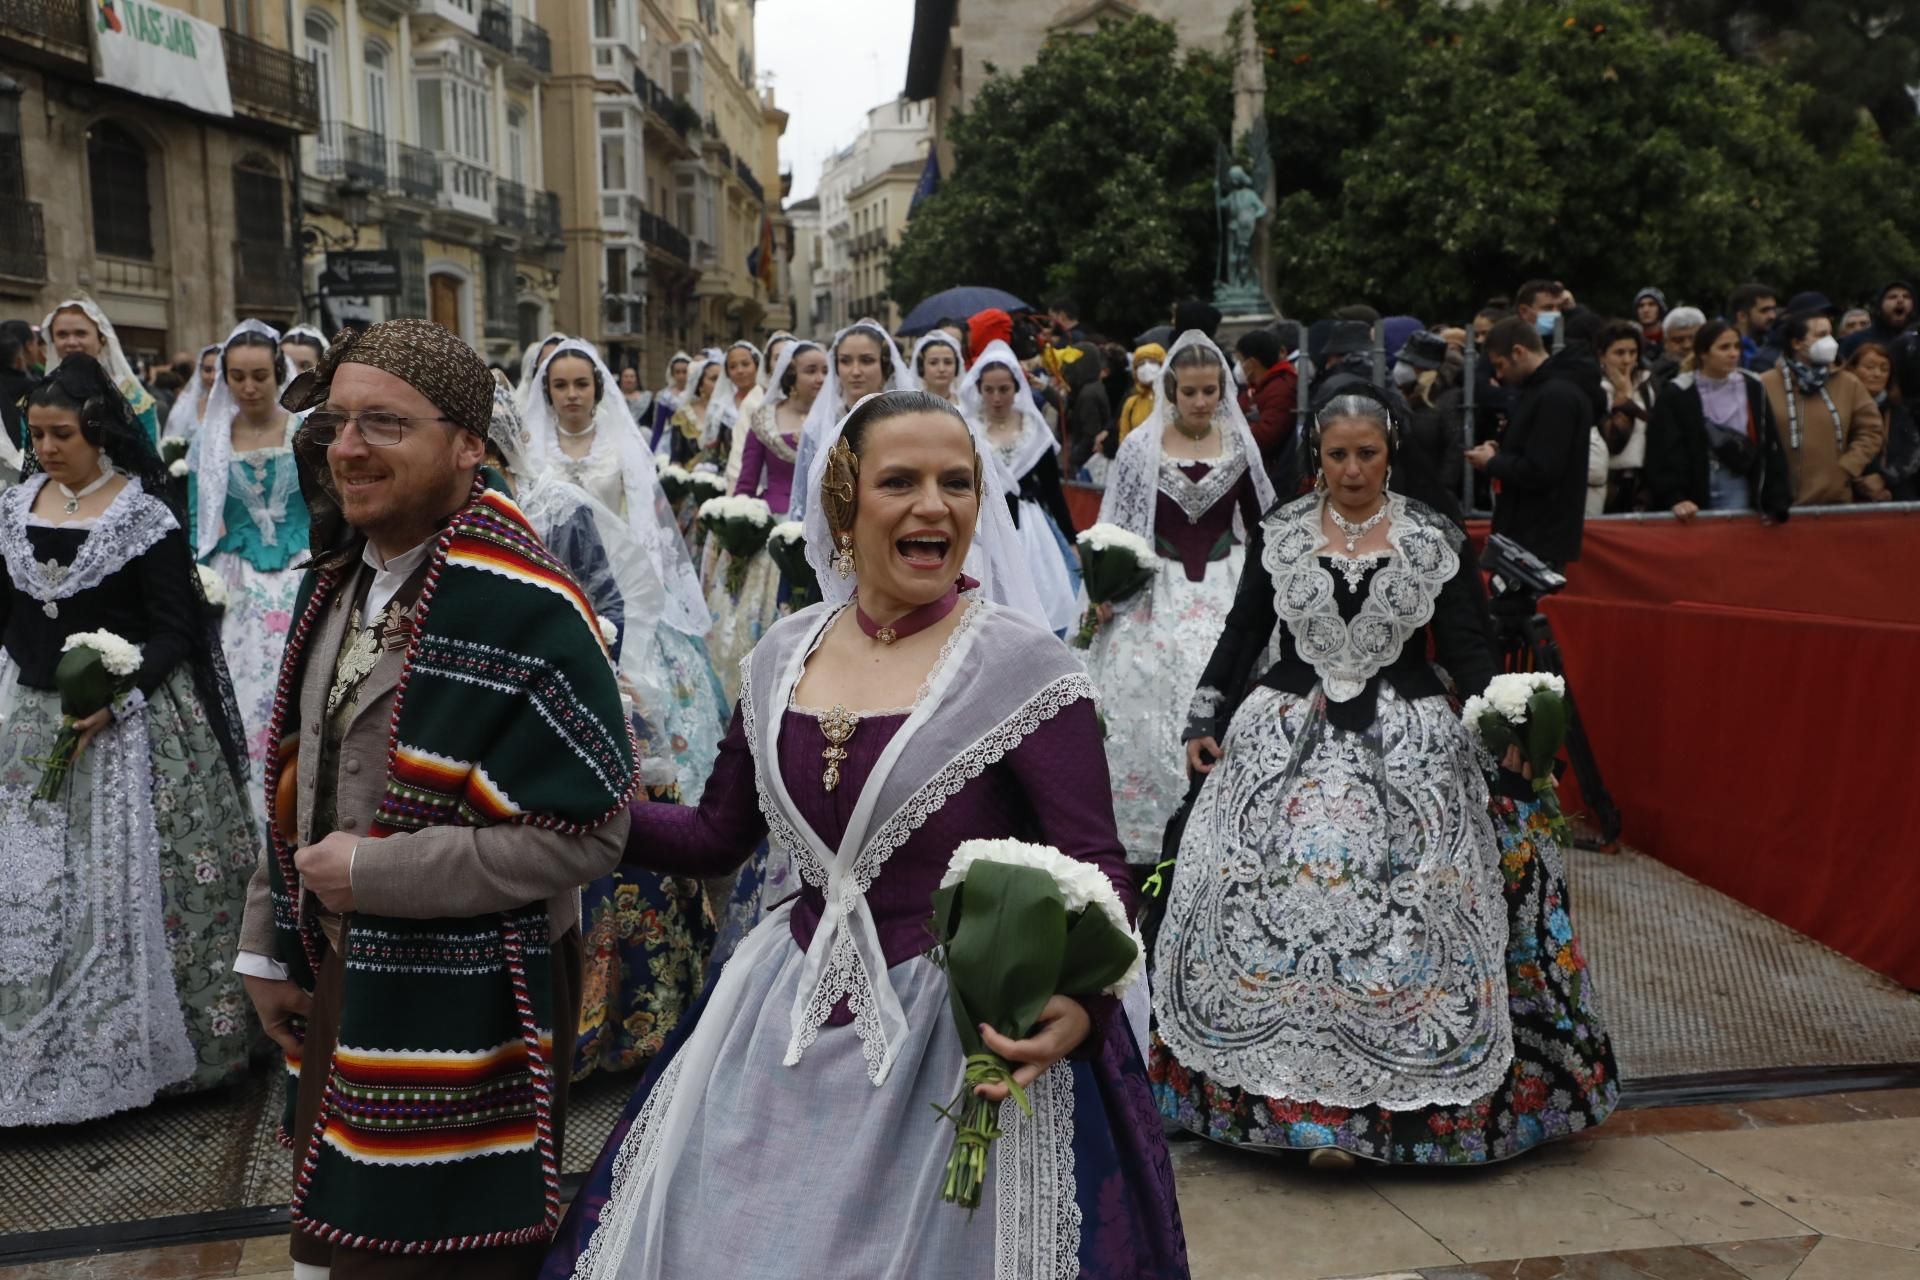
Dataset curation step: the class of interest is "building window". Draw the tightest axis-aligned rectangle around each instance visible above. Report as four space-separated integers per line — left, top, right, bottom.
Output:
606 246 628 292
507 104 526 185
225 0 254 37
390 223 427 317
87 121 153 260
592 0 617 41
366 42 390 138
305 12 338 126
233 157 285 246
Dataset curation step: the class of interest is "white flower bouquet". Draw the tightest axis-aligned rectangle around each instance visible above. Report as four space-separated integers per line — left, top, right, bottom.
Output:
35 630 142 800
1071 522 1160 649
1461 672 1571 834
764 521 819 608
158 435 189 466
196 565 229 613
698 494 775 594
658 463 694 505
167 458 189 478
927 839 1142 1210
687 471 727 503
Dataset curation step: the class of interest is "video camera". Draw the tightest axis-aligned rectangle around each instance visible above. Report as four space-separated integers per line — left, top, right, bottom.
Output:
1480 533 1566 605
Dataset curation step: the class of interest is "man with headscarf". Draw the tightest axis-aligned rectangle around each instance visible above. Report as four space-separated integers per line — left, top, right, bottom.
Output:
235 318 634 1279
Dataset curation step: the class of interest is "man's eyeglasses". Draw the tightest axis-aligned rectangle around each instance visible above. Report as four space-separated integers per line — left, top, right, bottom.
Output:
302 409 454 447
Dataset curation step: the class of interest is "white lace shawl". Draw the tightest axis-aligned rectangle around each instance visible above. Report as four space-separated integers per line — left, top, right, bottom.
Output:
958 339 1058 489
522 340 711 637
910 330 966 401
187 320 296 559
742 596 1096 1084
790 321 915 521
0 475 178 610
707 341 764 454
1261 491 1460 702
798 393 1049 627
1096 329 1275 542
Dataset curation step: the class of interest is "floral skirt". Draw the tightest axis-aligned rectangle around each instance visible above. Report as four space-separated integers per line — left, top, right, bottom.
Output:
0 667 259 1124
1082 550 1243 864
1150 796 1619 1164
646 628 728 807
208 551 302 824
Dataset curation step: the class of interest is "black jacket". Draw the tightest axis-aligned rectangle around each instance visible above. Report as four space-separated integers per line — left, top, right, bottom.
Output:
1485 348 1600 565
1003 446 1078 542
1645 371 1791 520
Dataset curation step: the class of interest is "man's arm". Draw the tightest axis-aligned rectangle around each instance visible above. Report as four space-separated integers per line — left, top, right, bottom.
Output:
352 808 630 920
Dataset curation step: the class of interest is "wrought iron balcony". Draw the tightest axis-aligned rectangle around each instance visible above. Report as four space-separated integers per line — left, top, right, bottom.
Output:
637 209 689 264
0 0 88 60
391 141 441 202
479 2 514 55
234 240 301 312
515 17 551 73
532 190 562 242
495 176 530 230
733 156 763 203
0 194 46 281
314 121 389 188
222 30 319 130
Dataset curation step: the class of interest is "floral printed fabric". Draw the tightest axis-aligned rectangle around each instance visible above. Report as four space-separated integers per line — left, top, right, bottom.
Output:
1149 798 1619 1164
573 712 715 1080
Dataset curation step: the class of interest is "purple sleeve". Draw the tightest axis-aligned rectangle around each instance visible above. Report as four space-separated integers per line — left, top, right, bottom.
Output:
624 703 767 877
1002 690 1133 1059
734 429 767 498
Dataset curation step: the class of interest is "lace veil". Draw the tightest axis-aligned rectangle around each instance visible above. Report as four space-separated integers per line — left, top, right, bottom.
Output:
1096 328 1275 541
910 330 965 397
706 339 764 452
790 320 915 520
521 339 711 638
799 391 1048 626
513 330 568 413
188 320 296 560
41 297 142 397
955 338 1057 490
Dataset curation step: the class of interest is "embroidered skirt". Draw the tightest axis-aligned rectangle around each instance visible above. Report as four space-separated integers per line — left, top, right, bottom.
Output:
207 549 303 826
0 666 258 1124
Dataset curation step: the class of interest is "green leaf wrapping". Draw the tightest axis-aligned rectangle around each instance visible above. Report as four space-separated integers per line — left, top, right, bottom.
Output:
1077 544 1156 608
54 647 117 719
766 533 820 604
1524 688 1569 779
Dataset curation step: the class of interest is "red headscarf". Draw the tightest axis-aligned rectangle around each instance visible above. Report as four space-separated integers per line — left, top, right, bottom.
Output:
967 309 1013 367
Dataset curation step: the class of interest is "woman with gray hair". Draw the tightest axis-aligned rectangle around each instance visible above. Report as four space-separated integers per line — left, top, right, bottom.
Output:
1152 390 1617 1169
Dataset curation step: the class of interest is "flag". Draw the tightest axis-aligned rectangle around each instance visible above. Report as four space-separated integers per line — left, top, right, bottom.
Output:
910 149 941 214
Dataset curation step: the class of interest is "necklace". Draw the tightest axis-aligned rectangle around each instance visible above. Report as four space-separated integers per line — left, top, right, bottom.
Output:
1327 498 1389 553
55 468 113 515
555 418 597 438
1171 419 1215 443
855 580 961 646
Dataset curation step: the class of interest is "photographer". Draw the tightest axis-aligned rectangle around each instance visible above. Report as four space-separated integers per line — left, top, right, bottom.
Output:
1646 320 1790 522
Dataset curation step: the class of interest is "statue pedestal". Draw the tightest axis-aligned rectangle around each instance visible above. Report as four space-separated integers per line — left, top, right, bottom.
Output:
1215 312 1280 351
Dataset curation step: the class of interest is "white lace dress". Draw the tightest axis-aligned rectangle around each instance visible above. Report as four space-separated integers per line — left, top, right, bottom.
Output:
1082 433 1258 864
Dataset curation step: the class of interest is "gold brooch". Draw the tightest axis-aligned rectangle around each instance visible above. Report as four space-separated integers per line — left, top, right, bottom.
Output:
819 704 858 792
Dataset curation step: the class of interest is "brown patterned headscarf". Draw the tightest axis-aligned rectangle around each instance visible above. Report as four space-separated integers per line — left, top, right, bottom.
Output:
281 319 496 571
280 317 494 436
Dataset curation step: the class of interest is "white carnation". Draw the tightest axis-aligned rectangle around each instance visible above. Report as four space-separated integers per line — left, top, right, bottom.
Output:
595 614 619 647
61 629 142 678
168 458 189 477
768 521 805 546
939 838 1144 997
1076 522 1158 566
697 494 774 526
195 565 229 609
687 472 727 496
1480 671 1566 724
660 463 693 483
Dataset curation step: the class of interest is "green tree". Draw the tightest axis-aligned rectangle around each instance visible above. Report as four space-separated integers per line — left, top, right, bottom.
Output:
1254 0 1918 319
888 16 1231 340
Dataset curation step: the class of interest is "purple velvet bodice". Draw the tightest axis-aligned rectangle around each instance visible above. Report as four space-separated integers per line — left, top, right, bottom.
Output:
735 429 799 514
1156 462 1261 581
627 698 1133 972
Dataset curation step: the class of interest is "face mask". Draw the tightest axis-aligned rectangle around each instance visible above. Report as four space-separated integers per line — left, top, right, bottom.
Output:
1391 361 1418 389
1136 361 1162 384
1807 336 1839 366
1535 311 1560 337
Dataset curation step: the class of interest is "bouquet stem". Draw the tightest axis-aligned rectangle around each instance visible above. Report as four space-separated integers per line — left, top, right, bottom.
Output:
1070 605 1098 650
32 727 82 802
932 1052 1030 1211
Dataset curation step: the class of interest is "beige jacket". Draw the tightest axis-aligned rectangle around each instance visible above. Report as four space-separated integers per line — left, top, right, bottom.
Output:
238 558 627 960
1759 367 1885 506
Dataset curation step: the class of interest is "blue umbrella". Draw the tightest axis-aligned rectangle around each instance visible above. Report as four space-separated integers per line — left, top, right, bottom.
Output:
897 286 1032 336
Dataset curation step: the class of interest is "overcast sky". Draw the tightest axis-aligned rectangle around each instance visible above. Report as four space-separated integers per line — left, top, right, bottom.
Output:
756 0 916 201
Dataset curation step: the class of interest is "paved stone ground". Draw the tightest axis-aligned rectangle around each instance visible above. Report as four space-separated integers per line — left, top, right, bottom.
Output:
6 1089 1919 1279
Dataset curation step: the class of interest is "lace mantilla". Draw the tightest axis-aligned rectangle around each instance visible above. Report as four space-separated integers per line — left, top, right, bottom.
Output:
1153 683 1513 1110
1159 430 1249 524
995 1062 1081 1280
0 476 176 616
1263 492 1457 702
748 402 799 463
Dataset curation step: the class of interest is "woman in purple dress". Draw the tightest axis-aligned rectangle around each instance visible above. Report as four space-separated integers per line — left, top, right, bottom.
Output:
1082 330 1277 868
544 391 1187 1280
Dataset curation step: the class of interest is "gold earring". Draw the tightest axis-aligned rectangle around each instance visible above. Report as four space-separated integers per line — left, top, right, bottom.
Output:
832 532 855 579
